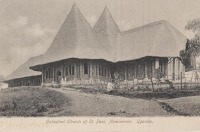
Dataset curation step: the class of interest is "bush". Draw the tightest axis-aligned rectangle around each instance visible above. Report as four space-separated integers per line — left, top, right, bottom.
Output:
37 105 48 113
0 87 70 117
51 83 61 88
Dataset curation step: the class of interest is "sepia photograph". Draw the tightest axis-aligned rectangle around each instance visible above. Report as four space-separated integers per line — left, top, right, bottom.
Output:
1 0 200 131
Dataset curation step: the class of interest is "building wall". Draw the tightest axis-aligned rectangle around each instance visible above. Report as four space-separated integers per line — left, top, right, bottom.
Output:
42 59 112 85
115 57 183 81
7 75 41 87
167 57 185 81
7 57 185 87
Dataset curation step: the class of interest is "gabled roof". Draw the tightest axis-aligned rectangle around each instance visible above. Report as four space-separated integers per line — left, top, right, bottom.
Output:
5 55 42 81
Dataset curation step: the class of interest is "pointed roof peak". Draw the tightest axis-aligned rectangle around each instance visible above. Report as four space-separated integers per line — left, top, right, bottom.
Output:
103 6 111 15
72 2 78 8
71 2 79 12
93 6 120 32
104 6 109 10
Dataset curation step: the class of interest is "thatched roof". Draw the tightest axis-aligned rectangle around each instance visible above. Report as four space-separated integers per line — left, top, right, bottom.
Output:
40 3 101 63
5 55 42 81
117 20 187 61
93 7 120 61
7 3 187 81
30 3 186 68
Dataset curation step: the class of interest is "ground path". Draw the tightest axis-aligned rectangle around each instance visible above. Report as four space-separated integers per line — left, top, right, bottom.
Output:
48 87 172 117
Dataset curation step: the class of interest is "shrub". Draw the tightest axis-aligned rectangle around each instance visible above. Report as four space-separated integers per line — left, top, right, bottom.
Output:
36 105 48 113
51 83 61 88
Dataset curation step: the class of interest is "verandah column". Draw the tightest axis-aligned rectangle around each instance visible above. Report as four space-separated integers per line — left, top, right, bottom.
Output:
172 58 175 80
152 58 159 78
144 60 148 78
155 58 159 69
89 61 93 79
62 64 64 78
41 67 44 86
53 65 55 83
134 61 137 79
74 61 77 79
79 61 83 79
97 63 99 80
165 59 168 79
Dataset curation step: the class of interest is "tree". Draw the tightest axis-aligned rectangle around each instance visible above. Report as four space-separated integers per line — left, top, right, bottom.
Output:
185 18 200 39
182 18 200 83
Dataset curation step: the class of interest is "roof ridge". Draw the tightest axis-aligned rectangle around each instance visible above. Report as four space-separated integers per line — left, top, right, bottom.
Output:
121 20 167 35
165 21 187 39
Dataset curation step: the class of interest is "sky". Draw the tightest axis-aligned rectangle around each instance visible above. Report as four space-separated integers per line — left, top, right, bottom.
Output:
0 0 200 77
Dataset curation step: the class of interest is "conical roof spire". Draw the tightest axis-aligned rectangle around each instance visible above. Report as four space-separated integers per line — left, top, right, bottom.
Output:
93 6 120 61
42 3 96 63
72 2 77 8
93 6 120 33
70 2 80 15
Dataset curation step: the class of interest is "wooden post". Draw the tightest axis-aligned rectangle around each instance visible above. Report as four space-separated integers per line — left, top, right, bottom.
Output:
152 60 155 78
181 72 182 90
145 61 148 78
53 65 55 83
41 67 44 86
172 58 175 81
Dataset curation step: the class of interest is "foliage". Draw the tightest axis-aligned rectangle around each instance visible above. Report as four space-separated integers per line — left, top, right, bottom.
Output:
0 87 69 117
185 18 200 39
155 67 165 81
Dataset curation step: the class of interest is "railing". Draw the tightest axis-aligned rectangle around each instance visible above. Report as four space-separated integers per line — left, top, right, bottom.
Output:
54 74 200 92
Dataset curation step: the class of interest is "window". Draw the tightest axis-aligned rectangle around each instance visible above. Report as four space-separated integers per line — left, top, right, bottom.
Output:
103 66 106 76
105 67 107 76
46 68 53 79
50 69 53 78
71 65 74 75
99 65 102 76
159 61 163 72
66 66 69 76
84 62 88 74
46 70 48 79
68 64 75 75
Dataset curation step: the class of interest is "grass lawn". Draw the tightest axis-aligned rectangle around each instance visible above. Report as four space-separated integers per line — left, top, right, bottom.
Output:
0 87 70 117
160 96 200 116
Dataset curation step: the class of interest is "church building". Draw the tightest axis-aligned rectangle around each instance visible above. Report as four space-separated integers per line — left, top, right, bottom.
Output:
6 3 187 87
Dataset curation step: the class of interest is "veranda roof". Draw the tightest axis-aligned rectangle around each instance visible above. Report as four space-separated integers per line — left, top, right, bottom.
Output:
5 55 42 81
